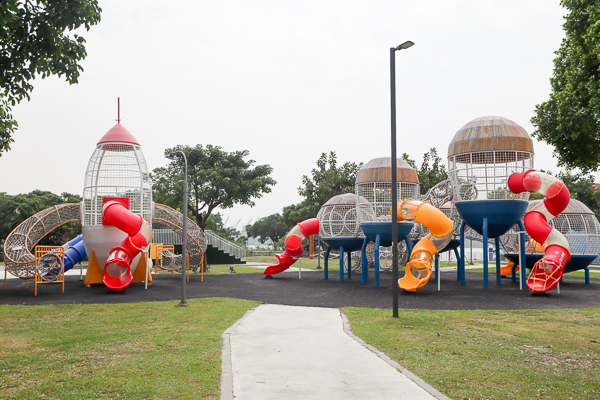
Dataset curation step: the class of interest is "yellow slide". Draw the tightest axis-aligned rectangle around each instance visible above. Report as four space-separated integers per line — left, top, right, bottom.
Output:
392 199 454 291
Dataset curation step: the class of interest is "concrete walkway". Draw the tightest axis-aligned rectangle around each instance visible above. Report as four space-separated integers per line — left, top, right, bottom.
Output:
222 304 449 400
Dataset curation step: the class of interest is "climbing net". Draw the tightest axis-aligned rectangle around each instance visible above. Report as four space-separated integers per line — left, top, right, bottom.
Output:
3 204 81 279
152 203 207 272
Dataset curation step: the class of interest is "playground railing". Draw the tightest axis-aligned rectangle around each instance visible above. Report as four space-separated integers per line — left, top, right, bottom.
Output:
204 230 246 261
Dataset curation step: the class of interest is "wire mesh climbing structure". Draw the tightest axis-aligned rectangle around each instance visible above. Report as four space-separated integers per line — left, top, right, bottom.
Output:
3 203 81 279
152 203 207 272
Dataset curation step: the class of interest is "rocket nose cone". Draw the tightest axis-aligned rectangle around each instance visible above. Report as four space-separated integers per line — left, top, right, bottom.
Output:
98 123 140 146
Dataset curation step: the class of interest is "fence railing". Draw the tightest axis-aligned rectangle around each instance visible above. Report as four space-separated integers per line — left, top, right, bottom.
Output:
204 230 246 261
152 229 246 261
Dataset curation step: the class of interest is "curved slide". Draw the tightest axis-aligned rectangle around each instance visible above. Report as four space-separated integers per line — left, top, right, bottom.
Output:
393 199 453 291
102 200 153 290
264 218 319 276
63 235 87 271
508 170 571 293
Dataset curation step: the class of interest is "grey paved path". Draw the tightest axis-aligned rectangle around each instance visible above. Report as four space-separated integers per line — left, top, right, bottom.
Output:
222 304 448 400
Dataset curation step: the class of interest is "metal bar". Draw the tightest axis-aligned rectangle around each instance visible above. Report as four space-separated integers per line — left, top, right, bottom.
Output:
390 46 399 318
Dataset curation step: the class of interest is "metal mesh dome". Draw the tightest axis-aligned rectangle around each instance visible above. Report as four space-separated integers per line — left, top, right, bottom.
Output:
317 193 365 239
82 132 152 226
503 198 600 256
448 116 534 202
356 157 420 223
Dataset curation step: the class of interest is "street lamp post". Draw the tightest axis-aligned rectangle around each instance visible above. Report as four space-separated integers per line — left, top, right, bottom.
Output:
390 40 414 318
166 151 189 307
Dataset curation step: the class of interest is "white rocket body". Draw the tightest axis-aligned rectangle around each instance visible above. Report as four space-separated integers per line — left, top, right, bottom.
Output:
81 123 153 274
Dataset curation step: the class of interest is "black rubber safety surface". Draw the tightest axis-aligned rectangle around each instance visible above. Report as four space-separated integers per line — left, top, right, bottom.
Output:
2 270 599 310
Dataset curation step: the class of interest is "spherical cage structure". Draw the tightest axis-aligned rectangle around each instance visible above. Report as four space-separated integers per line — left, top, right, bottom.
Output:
83 142 153 226
317 193 365 239
355 157 419 223
448 116 534 202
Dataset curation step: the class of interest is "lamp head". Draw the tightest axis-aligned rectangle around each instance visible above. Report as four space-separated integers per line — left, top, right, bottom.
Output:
166 152 178 160
396 41 414 51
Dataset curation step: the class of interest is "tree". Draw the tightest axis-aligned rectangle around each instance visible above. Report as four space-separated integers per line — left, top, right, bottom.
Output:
557 171 600 221
246 213 288 244
531 0 600 172
151 144 276 232
402 147 448 195
204 212 246 245
0 1 102 155
282 202 313 229
297 152 363 220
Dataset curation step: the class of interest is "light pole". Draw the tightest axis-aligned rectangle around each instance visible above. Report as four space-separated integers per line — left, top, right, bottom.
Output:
390 40 414 318
166 151 189 307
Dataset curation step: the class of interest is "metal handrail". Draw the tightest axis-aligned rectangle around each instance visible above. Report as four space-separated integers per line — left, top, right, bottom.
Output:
204 230 246 261
152 228 246 261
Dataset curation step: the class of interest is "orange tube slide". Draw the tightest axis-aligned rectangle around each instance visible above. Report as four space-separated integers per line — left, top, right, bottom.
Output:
392 199 453 291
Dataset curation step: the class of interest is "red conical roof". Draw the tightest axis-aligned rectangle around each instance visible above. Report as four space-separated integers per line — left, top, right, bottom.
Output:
97 123 140 146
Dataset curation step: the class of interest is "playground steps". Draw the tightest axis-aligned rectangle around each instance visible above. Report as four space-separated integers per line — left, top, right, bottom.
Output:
204 230 246 265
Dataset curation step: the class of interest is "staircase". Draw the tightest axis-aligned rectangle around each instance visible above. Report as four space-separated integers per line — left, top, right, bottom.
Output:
152 229 246 265
204 230 246 265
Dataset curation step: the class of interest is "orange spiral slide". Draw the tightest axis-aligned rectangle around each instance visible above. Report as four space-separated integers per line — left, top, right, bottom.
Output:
392 200 454 291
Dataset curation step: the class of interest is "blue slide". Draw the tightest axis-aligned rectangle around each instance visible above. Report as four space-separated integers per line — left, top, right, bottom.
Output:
64 235 87 271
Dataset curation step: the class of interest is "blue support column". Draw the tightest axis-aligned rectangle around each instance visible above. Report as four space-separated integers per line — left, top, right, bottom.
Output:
453 247 461 270
585 267 590 285
518 220 527 287
404 235 413 255
483 217 489 289
324 247 330 280
374 234 381 288
339 246 345 283
460 221 466 285
511 262 517 282
495 237 501 285
361 237 368 284
433 253 439 281
347 251 352 280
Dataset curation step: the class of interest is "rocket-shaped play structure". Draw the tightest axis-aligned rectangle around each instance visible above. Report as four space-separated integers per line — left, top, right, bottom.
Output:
2 104 207 294
81 118 154 290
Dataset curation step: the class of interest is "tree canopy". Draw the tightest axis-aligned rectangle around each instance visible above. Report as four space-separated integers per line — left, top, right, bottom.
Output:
295 152 363 221
151 144 276 231
402 147 448 195
531 0 600 172
204 212 246 245
246 213 288 244
0 1 101 156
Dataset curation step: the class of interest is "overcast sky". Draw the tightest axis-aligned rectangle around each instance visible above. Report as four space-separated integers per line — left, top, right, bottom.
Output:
1 1 584 230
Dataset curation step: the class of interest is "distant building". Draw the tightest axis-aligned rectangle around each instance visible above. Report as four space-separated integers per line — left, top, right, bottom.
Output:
246 236 274 250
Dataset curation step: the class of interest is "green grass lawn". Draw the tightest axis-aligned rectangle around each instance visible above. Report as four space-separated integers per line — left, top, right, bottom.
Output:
344 307 600 400
0 298 258 400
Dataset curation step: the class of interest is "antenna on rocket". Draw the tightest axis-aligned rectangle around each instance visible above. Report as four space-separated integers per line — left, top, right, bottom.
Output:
116 97 121 123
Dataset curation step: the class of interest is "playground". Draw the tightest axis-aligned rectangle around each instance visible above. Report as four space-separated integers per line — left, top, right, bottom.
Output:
3 114 600 399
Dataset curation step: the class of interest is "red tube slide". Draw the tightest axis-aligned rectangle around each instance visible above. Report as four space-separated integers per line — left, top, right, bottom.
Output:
102 200 153 290
264 218 319 276
508 170 570 293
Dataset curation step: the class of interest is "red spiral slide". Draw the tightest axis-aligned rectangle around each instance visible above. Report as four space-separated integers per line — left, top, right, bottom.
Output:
102 200 153 290
508 170 570 293
264 218 319 276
